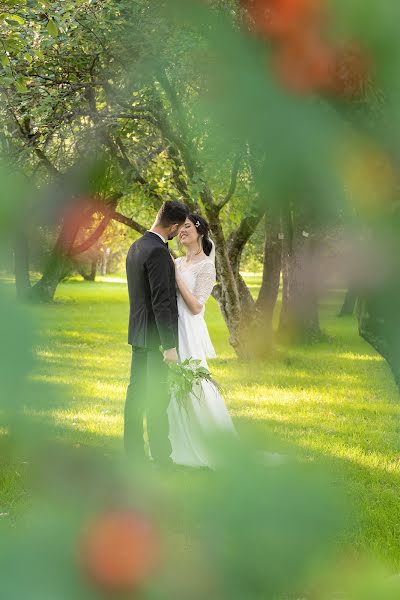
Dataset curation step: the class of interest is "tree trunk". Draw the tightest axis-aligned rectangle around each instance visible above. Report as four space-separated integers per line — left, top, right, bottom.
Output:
100 247 109 276
28 199 112 301
338 287 357 317
278 207 321 343
29 251 71 302
206 207 256 358
89 258 97 281
77 257 97 281
358 295 400 388
256 212 282 333
29 215 81 302
208 212 241 345
14 230 31 301
228 246 255 318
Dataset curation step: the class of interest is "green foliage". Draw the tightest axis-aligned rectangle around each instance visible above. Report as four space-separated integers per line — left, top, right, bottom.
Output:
166 357 216 411
0 0 260 226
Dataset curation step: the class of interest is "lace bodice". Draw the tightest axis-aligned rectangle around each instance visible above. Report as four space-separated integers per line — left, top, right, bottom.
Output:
175 257 216 306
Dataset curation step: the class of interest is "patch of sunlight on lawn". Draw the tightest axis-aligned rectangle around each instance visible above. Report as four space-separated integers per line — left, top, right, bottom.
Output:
96 276 127 283
337 352 383 362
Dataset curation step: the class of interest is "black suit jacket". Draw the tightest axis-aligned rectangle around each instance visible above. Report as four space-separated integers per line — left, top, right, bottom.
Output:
126 231 178 350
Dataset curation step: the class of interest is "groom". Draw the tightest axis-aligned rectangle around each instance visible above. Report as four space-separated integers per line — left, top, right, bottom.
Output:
125 200 189 465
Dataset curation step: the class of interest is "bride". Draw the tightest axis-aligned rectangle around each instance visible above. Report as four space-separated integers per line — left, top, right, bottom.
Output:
167 213 237 468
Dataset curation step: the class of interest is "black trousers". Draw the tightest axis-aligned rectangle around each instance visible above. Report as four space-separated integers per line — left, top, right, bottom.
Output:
124 346 172 463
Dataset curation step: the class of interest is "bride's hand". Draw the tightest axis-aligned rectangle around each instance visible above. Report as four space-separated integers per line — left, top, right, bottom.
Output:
164 347 178 363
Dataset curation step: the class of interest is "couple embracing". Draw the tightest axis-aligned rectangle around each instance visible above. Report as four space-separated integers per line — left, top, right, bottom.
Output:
125 200 236 469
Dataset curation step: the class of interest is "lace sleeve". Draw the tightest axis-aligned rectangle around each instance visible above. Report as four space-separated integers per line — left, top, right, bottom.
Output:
193 261 216 306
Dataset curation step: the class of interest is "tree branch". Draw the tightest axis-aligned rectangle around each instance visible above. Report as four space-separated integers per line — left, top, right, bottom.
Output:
33 75 107 89
73 95 204 212
217 151 242 211
153 77 221 212
157 70 191 143
154 75 198 181
82 100 165 208
34 147 61 178
227 195 266 272
108 209 147 235
71 213 112 256
166 144 190 199
5 103 62 178
70 109 154 122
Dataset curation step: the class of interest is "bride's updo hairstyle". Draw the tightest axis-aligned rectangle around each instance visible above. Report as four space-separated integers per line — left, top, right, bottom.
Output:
188 213 213 256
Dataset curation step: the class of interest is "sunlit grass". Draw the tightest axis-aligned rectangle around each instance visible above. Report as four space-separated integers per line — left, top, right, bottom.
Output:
1 274 400 567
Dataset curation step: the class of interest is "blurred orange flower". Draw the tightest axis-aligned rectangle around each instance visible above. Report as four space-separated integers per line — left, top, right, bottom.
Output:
273 31 335 92
242 0 325 38
80 510 160 592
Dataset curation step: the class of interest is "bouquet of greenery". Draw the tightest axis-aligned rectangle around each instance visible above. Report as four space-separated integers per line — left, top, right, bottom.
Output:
166 357 217 411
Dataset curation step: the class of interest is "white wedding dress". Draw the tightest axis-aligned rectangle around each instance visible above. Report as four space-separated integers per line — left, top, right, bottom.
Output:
167 255 237 468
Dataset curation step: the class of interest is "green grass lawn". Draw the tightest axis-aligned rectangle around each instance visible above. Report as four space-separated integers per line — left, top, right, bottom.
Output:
2 274 400 569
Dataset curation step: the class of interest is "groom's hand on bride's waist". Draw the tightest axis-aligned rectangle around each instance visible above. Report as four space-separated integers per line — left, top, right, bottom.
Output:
163 348 179 363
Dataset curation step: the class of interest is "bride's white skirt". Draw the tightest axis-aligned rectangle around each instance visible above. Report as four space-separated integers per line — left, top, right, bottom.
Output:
168 380 237 468
167 294 237 468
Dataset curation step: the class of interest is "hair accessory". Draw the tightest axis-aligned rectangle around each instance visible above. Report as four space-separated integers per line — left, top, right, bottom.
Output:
195 220 200 228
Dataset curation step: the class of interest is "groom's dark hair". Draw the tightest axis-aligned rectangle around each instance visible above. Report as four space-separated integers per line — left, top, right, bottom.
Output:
156 200 188 227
